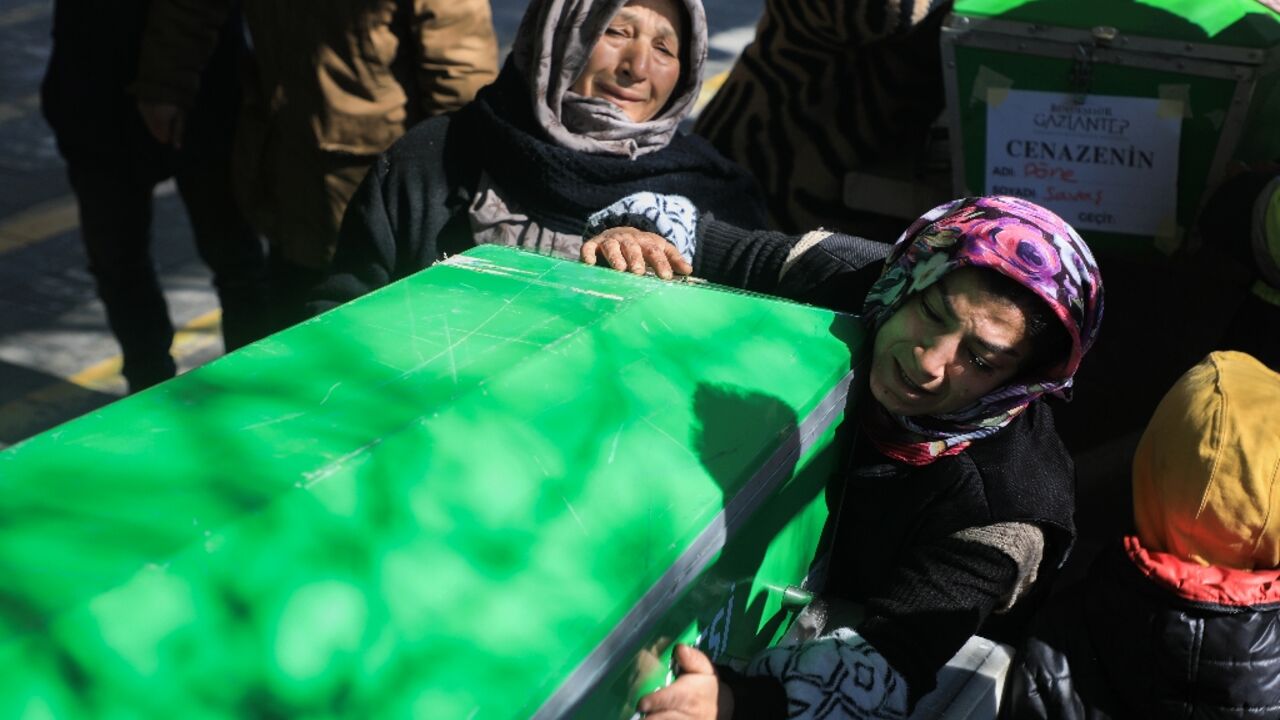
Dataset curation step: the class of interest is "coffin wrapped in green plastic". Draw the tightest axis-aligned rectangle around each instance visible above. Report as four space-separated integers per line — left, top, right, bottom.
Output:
0 245 864 719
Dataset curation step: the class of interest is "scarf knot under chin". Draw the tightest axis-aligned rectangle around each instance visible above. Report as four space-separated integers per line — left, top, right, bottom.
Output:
452 63 763 236
860 399 1029 466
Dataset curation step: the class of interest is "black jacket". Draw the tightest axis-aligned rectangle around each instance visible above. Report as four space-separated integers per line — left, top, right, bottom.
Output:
838 404 1075 697
724 401 1076 718
1005 541 1280 719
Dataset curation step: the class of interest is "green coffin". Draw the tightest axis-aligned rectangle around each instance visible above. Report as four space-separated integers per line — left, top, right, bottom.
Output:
942 0 1280 256
955 0 1280 45
0 245 865 719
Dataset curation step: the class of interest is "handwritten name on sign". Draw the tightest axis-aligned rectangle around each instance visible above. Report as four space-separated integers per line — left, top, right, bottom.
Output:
984 90 1181 237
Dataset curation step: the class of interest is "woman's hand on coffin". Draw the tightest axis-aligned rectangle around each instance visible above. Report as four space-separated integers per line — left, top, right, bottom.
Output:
636 644 731 720
582 227 693 280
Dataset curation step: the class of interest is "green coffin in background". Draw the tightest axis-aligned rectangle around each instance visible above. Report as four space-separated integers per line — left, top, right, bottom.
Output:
942 0 1280 256
0 245 865 719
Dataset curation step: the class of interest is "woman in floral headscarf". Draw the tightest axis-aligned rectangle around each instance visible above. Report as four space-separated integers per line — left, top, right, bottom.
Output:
579 194 1104 719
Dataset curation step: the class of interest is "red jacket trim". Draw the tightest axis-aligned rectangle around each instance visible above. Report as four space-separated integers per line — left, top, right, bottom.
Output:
1124 535 1280 607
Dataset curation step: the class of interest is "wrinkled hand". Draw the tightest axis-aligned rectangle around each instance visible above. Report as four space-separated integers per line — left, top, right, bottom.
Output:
582 227 693 280
137 101 186 149
636 645 732 720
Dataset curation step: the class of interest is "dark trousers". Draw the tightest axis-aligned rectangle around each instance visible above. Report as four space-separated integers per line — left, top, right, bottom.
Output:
68 154 268 393
266 254 326 332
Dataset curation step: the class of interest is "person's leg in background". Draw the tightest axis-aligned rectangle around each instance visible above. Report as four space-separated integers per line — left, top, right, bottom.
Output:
165 3 271 351
67 165 176 393
173 152 269 352
261 154 369 331
265 255 326 331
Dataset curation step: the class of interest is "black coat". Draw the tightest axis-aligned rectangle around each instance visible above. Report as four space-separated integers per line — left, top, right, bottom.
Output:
1005 541 1280 719
834 403 1075 698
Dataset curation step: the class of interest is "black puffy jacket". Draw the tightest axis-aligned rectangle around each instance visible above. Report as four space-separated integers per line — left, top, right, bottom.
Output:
1003 539 1280 719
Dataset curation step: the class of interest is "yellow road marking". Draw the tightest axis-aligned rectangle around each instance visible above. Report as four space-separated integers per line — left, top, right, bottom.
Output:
693 70 730 116
0 1 49 28
0 309 223 445
0 93 39 124
0 195 79 255
0 183 180 256
74 308 224 392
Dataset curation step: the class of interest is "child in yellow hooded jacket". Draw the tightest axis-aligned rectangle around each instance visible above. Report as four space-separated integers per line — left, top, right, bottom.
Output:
1004 351 1280 718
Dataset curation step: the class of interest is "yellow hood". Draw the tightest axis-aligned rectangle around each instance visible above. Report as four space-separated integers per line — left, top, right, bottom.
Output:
1133 351 1280 570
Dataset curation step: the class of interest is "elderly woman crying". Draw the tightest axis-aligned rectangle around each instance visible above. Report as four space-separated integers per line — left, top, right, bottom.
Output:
308 0 766 314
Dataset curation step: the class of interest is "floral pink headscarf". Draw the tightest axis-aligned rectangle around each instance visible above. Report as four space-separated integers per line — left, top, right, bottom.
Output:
860 196 1105 465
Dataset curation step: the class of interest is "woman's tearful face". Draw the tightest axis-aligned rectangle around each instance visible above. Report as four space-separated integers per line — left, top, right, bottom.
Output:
571 0 684 123
869 267 1035 418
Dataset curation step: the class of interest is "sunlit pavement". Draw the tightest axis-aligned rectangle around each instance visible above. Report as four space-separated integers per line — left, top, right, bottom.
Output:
0 0 761 449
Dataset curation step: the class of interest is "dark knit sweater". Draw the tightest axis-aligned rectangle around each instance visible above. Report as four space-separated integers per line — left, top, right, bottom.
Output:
694 219 892 314
838 405 1074 696
690 219 1077 714
308 63 768 315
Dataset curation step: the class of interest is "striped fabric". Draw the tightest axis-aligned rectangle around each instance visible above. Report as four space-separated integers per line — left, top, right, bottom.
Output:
694 0 952 234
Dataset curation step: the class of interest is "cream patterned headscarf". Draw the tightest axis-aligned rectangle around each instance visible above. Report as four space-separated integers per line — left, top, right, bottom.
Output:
509 0 708 158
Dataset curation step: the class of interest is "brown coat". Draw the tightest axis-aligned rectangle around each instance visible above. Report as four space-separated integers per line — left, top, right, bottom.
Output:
134 0 499 268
